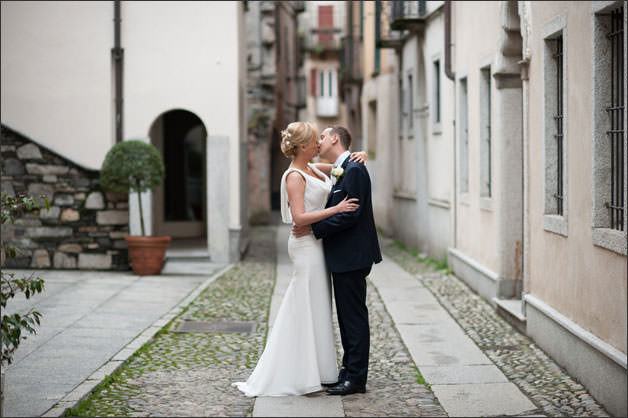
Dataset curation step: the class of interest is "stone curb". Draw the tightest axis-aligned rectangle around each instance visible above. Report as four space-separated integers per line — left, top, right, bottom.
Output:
40 263 235 417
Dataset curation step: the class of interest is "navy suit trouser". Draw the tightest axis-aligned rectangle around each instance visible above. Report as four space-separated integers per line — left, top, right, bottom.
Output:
332 266 371 386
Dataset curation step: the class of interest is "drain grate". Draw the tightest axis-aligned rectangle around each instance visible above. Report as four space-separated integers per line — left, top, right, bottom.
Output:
175 320 257 334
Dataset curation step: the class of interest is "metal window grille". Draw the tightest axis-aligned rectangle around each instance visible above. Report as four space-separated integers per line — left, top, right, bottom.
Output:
553 36 564 215
606 6 625 231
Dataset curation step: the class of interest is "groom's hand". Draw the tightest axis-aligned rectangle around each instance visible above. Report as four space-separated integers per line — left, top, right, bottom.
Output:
292 224 311 238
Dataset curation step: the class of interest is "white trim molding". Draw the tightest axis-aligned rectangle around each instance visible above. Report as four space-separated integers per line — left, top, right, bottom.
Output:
525 293 627 417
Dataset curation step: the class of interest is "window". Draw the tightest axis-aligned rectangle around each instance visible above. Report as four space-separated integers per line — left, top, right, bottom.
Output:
434 60 441 123
480 66 492 198
367 100 377 157
592 3 626 254
553 36 564 216
399 78 404 133
605 7 624 231
459 77 469 195
408 74 414 130
542 16 568 236
316 69 338 117
318 5 334 48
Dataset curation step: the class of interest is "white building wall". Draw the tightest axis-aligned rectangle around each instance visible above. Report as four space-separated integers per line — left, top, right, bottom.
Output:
1 1 246 261
1 1 113 170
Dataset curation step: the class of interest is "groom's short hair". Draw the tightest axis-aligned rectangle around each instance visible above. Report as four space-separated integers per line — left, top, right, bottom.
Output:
330 126 352 150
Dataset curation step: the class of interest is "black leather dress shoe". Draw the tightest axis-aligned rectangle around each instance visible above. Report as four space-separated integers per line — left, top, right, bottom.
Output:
322 368 348 388
325 380 366 396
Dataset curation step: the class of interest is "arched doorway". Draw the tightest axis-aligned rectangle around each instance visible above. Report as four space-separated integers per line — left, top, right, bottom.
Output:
149 109 207 238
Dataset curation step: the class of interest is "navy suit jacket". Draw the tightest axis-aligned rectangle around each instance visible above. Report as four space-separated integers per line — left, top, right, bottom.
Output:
311 158 382 273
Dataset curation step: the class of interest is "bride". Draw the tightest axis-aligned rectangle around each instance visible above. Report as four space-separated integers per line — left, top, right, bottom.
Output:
233 121 367 397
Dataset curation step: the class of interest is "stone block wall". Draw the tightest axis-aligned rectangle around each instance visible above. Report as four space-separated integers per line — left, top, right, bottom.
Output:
1 125 129 270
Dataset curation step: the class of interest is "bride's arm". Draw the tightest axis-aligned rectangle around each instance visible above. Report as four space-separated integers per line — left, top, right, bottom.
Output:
285 171 359 227
312 151 369 176
313 163 334 176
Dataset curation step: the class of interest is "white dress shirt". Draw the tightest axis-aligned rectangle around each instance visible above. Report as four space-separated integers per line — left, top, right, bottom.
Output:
333 150 351 168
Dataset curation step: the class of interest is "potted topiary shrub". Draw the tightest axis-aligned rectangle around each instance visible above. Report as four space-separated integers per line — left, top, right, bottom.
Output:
100 140 170 275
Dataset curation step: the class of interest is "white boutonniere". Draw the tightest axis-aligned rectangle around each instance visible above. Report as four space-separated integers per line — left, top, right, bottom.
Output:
331 166 344 179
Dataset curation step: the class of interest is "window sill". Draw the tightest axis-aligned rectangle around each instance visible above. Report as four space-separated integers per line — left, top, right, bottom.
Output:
394 190 417 201
592 227 627 255
543 214 568 237
480 197 493 212
432 122 442 135
459 192 470 206
428 198 450 209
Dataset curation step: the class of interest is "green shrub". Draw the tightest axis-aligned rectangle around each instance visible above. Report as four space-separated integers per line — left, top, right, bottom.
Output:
100 140 165 236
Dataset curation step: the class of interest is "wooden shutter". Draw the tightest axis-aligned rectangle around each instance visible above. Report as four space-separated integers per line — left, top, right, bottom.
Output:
318 5 334 48
310 68 317 96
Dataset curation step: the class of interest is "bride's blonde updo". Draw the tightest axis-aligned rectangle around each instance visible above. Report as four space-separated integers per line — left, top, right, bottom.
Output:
280 121 317 158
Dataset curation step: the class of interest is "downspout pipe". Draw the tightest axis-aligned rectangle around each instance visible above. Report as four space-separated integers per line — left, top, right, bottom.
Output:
444 0 457 250
112 0 124 143
444 1 455 81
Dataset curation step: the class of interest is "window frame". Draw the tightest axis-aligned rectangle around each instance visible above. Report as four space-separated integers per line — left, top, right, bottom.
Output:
591 1 627 255
542 16 569 237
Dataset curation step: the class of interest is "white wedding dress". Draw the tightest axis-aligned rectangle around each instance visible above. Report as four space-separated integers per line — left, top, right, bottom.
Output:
233 164 338 396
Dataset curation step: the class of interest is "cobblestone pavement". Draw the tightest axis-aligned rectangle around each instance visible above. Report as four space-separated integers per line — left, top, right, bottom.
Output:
380 236 611 417
66 225 449 417
66 225 277 417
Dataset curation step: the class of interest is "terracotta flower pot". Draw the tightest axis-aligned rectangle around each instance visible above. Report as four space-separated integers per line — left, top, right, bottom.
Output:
125 236 171 275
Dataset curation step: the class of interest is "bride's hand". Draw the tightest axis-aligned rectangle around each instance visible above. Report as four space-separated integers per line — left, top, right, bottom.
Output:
335 196 360 214
349 151 368 165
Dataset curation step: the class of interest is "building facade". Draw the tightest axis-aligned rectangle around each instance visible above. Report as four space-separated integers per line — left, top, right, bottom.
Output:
300 0 347 148
361 1 626 414
1 1 249 264
246 1 306 222
521 2 626 414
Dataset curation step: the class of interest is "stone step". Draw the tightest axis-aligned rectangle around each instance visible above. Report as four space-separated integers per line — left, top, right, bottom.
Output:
493 297 527 334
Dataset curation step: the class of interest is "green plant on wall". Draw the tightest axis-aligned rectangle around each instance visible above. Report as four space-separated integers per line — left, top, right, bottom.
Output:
100 140 165 236
1 193 48 366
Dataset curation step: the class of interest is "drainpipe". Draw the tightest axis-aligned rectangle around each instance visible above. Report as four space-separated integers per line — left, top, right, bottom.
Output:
444 0 457 249
112 0 124 143
248 1 264 72
444 1 455 81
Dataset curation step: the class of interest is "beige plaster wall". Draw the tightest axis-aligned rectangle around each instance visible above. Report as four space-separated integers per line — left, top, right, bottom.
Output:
452 1 502 272
526 2 627 353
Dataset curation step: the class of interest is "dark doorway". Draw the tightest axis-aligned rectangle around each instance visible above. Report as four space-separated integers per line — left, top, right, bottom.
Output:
150 109 207 238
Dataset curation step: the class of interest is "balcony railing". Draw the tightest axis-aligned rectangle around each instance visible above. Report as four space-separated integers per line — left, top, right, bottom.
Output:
304 28 342 52
390 1 427 31
376 0 403 49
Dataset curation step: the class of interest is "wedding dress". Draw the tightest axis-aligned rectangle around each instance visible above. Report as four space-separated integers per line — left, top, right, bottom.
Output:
233 164 338 396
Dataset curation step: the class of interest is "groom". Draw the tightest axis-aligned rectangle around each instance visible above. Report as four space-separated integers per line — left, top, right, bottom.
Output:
294 126 382 395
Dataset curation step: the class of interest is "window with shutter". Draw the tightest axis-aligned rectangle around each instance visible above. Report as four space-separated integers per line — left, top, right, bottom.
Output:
318 5 334 48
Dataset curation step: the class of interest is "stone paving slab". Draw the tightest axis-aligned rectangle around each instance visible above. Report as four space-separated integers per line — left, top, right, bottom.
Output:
431 382 537 417
253 393 344 417
2 262 224 417
370 255 535 416
419 364 508 385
